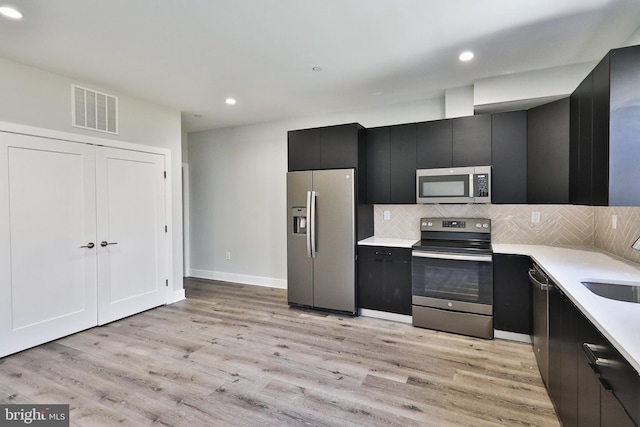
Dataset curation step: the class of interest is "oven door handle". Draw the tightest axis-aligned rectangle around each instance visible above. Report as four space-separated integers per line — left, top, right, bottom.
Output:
411 251 492 262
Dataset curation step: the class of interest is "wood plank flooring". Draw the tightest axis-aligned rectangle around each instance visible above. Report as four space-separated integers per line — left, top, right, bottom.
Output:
0 278 560 426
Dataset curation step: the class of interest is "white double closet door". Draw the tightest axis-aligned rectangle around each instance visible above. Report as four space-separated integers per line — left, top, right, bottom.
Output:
0 132 167 357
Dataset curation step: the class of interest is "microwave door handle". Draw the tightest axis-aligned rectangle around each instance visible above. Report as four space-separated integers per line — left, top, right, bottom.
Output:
469 173 474 198
306 191 312 258
310 190 317 258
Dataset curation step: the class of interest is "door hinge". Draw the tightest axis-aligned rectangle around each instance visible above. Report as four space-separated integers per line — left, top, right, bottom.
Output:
165 279 169 287
165 225 168 232
164 171 167 179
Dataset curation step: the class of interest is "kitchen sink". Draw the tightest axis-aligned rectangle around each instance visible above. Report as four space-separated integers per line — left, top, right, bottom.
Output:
581 280 640 303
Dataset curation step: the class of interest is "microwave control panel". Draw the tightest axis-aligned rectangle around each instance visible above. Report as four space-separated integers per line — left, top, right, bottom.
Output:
473 173 489 198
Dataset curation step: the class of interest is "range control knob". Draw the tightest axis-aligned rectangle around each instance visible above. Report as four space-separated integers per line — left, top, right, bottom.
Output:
483 223 489 228
476 223 482 228
427 222 433 227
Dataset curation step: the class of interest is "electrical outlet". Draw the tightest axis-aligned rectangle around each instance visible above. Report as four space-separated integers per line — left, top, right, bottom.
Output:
612 215 617 230
531 211 541 223
383 210 391 220
225 251 231 260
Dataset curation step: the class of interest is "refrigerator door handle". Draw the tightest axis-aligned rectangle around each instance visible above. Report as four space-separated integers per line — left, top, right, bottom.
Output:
310 190 317 258
306 190 312 258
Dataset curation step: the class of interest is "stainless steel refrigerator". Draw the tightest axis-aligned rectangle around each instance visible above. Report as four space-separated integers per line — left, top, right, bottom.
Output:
287 169 358 314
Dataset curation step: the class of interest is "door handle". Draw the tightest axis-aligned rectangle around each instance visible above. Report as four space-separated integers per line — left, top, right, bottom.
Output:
80 242 95 249
100 241 118 247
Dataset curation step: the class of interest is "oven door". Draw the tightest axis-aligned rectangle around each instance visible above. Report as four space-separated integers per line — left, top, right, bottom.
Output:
411 251 493 315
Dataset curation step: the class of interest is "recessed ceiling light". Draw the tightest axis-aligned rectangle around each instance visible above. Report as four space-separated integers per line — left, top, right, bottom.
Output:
312 66 323 72
0 6 23 19
459 51 474 62
225 98 236 105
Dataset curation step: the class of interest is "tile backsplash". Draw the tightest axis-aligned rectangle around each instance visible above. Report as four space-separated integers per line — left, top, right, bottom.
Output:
594 207 640 264
373 204 640 264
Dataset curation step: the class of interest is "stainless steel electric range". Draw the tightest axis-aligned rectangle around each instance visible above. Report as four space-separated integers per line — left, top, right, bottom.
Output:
411 217 493 339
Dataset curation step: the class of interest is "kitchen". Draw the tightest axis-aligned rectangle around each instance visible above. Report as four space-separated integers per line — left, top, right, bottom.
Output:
2 1 640 426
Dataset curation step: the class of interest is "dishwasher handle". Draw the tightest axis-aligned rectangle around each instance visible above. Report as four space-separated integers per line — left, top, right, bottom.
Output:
528 268 549 291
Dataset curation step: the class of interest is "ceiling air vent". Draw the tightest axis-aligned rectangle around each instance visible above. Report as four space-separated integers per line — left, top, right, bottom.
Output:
72 85 118 134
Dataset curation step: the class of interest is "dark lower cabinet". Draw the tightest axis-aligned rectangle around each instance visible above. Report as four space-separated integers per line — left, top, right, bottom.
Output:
357 246 411 315
492 254 531 334
547 284 639 427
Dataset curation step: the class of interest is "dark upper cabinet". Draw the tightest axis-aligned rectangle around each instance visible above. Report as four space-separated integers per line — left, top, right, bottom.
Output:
492 254 531 334
527 98 570 204
570 45 640 206
365 124 416 204
288 123 364 171
366 127 391 203
416 119 452 168
389 124 416 204
452 114 492 167
288 128 321 171
491 111 527 204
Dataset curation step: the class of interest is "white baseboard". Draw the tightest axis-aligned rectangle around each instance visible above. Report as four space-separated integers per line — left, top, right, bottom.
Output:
168 289 186 304
188 269 287 289
494 329 532 344
359 308 413 324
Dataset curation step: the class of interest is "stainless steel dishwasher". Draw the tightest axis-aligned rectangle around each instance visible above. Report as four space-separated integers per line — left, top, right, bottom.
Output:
529 262 550 386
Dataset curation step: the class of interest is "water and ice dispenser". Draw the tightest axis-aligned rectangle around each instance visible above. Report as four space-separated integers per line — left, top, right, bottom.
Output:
292 207 307 235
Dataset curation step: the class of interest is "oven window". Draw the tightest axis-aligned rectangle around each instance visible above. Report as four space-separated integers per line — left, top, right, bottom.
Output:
412 256 492 305
418 175 469 198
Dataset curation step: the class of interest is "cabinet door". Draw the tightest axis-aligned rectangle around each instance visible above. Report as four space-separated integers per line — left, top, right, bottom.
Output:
96 147 168 325
288 128 321 171
608 46 640 206
383 259 412 315
569 74 594 205
548 284 563 406
416 119 452 168
452 115 492 167
577 312 602 427
357 256 386 311
366 127 390 204
527 98 570 204
601 388 636 427
0 133 98 358
492 254 531 334
321 124 358 169
389 124 416 204
491 111 527 204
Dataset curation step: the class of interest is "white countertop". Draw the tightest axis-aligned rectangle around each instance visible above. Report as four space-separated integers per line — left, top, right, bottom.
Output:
358 236 418 248
494 243 640 374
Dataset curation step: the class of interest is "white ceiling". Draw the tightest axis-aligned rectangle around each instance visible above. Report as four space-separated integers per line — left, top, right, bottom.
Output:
1 0 640 133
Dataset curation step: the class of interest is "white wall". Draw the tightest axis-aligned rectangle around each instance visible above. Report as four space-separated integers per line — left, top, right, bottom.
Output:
187 99 444 286
0 57 184 298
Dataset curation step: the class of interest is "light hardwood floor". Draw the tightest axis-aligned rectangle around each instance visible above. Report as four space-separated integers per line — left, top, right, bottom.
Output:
0 278 560 427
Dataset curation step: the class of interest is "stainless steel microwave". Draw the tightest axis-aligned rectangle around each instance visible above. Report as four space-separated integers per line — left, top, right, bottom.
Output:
416 166 491 204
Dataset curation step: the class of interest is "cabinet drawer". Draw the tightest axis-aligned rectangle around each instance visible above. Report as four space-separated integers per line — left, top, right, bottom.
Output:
358 245 411 262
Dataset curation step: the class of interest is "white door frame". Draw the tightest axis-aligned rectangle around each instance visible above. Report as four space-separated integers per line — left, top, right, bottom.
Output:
182 163 191 277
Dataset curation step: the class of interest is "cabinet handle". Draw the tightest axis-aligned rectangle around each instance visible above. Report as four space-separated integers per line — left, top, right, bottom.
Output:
582 343 621 369
80 242 95 249
375 251 392 256
100 241 118 247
